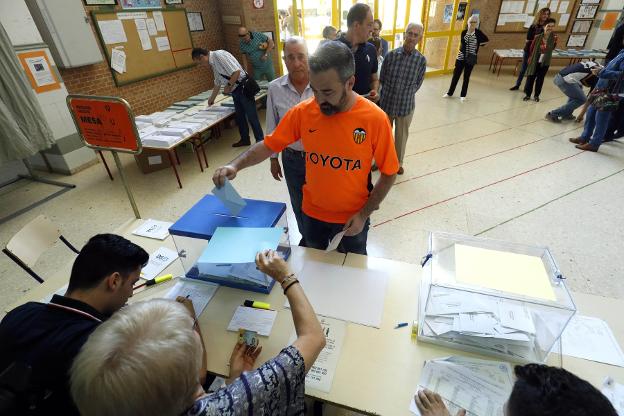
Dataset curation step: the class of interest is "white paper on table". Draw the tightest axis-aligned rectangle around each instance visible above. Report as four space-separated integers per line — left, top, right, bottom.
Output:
138 29 152 50
156 36 170 52
24 57 56 87
141 247 178 280
110 47 126 73
560 315 624 367
164 277 218 317
558 1 569 13
227 306 277 336
97 19 127 44
134 18 147 31
132 219 173 240
285 261 389 328
602 377 624 415
289 316 346 393
153 11 166 31
40 283 69 303
559 13 570 27
146 18 157 36
525 0 537 13
326 230 346 252
409 356 513 416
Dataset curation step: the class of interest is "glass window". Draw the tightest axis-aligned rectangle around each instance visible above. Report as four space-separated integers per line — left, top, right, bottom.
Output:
423 36 448 71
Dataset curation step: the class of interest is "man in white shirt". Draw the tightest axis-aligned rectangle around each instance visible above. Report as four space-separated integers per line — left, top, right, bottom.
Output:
192 48 264 147
265 37 313 243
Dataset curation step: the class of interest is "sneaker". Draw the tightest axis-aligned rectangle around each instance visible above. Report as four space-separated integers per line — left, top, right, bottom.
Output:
510 85 520 91
561 114 576 121
442 93 451 98
460 97 466 102
523 96 531 101
534 97 540 102
545 112 560 123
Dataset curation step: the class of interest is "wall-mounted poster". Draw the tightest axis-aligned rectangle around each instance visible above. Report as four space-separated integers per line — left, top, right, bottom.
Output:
120 0 161 9
84 0 117 5
580 0 600 3
443 4 453 23
571 20 592 33
187 12 204 31
567 34 588 47
576 5 598 19
457 2 468 21
165 0 183 4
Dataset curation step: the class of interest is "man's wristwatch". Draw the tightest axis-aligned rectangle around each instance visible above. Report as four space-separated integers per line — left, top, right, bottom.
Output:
281 273 299 294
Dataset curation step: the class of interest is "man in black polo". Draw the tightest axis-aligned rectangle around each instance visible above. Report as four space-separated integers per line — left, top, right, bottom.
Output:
0 234 148 415
336 3 379 102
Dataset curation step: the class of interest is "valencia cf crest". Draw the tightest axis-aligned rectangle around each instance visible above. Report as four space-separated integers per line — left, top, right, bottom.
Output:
353 128 366 144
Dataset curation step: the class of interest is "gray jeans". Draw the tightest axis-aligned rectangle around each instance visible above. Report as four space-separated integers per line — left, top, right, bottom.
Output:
550 74 587 118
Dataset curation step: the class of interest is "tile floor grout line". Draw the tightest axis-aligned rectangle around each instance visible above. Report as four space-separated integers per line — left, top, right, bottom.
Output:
373 151 584 227
395 136 551 186
474 168 624 236
404 127 514 158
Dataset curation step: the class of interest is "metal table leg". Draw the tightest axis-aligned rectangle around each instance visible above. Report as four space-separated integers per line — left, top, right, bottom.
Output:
166 149 183 189
98 150 114 180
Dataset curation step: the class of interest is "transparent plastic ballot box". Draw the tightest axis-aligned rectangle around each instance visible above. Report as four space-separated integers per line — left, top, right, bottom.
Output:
418 231 576 363
168 195 291 294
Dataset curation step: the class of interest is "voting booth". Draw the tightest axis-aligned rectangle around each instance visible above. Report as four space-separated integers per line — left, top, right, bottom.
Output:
168 195 290 294
418 232 576 363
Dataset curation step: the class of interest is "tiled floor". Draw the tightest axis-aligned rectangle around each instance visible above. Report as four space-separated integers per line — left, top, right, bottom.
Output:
1 66 623 415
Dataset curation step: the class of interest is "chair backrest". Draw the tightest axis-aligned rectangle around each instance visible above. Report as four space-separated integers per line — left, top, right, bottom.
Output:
5 215 61 268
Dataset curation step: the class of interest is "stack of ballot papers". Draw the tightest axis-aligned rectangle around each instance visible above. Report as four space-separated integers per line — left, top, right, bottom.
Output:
196 227 284 289
422 291 540 360
410 356 514 416
140 134 184 148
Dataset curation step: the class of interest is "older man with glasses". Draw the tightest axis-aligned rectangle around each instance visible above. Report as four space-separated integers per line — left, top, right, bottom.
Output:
378 22 426 175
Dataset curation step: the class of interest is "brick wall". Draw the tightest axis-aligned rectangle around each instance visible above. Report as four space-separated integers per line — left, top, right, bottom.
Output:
218 0 281 78
58 0 224 115
472 0 576 65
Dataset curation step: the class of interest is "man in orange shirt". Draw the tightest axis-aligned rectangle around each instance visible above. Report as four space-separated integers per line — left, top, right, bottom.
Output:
213 42 398 254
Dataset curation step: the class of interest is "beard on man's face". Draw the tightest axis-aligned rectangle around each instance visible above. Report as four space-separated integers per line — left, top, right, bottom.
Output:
319 88 347 115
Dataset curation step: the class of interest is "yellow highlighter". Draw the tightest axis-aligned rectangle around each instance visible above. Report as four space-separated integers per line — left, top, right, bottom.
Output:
133 273 173 291
244 300 271 310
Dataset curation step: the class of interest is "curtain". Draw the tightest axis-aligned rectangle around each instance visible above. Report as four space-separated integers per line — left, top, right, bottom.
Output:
0 22 54 165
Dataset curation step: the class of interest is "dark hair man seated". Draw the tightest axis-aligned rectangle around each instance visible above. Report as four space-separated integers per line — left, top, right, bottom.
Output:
0 234 148 415
415 363 618 416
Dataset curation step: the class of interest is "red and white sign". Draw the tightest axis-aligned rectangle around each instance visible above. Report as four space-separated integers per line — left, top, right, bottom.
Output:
67 96 141 154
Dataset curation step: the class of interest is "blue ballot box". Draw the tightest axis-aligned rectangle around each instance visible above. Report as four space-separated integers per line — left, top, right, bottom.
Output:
169 195 290 293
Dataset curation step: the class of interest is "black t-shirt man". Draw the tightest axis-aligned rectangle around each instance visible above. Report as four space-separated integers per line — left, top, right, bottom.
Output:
336 35 378 95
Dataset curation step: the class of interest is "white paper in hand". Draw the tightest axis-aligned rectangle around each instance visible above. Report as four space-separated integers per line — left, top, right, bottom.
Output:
212 178 247 216
326 230 346 252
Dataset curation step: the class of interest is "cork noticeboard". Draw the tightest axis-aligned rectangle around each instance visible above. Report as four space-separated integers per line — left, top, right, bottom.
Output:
92 9 194 86
495 0 577 33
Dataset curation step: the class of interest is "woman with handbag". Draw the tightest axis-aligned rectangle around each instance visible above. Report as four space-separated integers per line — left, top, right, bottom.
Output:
443 15 488 102
510 7 551 91
569 48 624 152
523 18 557 102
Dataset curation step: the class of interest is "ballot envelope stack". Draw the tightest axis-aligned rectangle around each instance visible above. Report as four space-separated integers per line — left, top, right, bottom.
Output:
418 232 577 363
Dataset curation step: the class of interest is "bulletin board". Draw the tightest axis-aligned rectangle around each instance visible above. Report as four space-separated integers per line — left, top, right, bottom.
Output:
92 9 194 86
495 0 577 33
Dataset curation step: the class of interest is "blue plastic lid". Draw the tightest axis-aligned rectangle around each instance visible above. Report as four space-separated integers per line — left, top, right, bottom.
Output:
169 195 287 240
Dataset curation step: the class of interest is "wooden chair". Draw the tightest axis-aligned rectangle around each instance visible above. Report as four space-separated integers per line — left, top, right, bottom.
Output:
2 215 80 284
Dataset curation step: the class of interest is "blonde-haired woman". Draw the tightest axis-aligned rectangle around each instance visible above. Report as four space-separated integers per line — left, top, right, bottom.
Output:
510 7 551 91
443 15 489 101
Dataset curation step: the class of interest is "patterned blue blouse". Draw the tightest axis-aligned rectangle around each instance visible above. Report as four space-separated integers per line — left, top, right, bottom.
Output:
185 346 306 416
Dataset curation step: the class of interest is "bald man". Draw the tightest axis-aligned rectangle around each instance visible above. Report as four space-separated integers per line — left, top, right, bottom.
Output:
239 26 276 81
